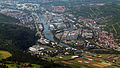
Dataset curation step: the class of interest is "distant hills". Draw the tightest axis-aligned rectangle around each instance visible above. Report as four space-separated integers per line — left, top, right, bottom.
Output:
2 0 119 3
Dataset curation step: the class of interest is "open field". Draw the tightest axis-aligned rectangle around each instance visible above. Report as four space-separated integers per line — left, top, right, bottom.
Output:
44 53 120 68
0 51 41 68
0 50 12 60
6 63 41 68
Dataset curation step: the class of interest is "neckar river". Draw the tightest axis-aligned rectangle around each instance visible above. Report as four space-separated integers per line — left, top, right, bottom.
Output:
38 13 69 47
39 13 54 41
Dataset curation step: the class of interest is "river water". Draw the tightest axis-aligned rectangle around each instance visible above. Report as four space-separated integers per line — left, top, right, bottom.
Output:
38 13 54 41
38 13 69 47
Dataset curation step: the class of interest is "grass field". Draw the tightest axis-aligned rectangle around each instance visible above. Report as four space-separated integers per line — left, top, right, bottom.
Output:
0 50 12 60
6 63 41 68
0 50 41 68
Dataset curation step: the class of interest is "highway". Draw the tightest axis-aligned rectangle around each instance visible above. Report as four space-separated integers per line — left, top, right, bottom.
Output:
31 13 43 38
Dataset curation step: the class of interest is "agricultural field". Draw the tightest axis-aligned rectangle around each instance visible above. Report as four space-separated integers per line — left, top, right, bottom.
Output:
0 50 12 60
0 60 41 68
5 63 41 68
0 50 41 68
42 55 73 61
44 53 120 68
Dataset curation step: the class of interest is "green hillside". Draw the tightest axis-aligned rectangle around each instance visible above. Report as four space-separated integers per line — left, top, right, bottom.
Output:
0 13 69 68
67 2 120 31
68 2 120 18
0 13 19 23
66 1 120 44
45 0 118 6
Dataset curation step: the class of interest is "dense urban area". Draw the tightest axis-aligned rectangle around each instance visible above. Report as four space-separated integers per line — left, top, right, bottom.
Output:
0 0 120 68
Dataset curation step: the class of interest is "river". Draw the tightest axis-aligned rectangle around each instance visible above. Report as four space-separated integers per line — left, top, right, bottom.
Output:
38 13 69 47
38 13 54 41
